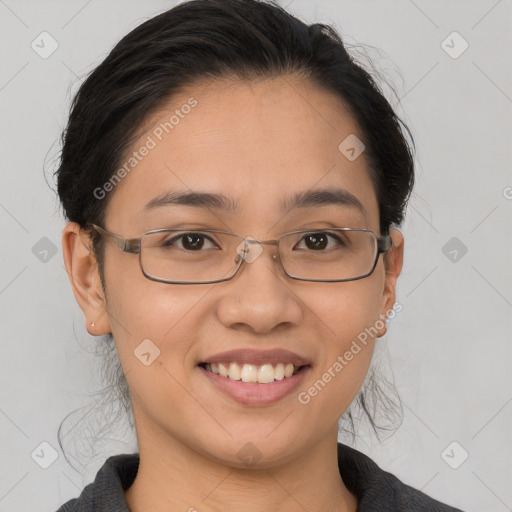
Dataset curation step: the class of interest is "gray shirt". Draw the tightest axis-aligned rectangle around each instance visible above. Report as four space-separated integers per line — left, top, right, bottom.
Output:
55 442 465 511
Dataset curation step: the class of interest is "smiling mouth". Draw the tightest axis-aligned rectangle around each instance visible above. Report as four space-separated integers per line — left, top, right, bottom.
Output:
198 362 309 384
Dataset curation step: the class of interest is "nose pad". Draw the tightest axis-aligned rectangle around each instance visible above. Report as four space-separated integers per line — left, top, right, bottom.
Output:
233 239 279 265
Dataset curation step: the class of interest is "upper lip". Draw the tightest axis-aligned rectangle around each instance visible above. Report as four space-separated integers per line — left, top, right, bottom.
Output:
199 348 311 367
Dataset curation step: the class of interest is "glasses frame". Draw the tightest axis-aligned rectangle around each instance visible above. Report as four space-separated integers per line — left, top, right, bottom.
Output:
88 223 392 284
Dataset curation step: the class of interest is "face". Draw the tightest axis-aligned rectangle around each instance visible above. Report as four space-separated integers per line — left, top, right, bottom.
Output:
63 74 403 468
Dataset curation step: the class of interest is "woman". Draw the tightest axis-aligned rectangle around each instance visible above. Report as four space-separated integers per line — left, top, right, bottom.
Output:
55 0 465 510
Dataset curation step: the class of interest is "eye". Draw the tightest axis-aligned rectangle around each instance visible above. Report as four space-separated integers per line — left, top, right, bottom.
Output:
161 232 219 251
294 231 347 251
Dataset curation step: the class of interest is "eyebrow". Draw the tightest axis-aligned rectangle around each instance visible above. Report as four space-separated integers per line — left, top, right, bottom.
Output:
144 187 365 215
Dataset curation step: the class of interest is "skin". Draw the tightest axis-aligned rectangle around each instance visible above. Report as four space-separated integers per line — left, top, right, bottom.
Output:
62 74 404 512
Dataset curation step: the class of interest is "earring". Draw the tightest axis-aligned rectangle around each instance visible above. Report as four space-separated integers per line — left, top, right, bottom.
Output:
91 321 95 328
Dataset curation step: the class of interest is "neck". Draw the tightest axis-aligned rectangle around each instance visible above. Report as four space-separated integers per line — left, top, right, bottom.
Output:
124 425 358 512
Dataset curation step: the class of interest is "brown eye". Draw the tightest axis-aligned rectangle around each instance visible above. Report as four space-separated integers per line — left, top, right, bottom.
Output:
295 232 346 251
161 233 218 251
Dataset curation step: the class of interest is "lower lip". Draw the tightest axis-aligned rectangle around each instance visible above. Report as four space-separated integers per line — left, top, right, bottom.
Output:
198 365 311 406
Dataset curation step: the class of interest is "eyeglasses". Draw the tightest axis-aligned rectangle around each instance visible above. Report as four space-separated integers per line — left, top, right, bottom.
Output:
89 224 392 284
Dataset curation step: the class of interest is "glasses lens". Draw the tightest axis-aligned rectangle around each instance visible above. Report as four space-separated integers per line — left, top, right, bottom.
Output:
140 228 378 283
140 230 241 283
280 229 377 281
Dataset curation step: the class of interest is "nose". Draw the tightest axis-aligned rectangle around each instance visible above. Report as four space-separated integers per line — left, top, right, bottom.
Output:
215 241 303 334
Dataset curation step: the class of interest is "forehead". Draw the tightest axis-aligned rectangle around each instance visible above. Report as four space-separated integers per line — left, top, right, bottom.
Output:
105 75 380 232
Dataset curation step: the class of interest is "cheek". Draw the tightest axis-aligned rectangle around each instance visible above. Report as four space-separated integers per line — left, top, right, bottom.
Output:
105 278 206 421
307 268 385 346
296 273 384 414
103 254 204 363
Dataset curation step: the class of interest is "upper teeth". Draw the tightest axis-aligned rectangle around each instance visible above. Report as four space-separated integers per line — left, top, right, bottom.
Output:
204 362 298 383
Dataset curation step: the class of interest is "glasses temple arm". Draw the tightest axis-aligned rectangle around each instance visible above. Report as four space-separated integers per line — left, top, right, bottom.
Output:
377 233 393 253
90 224 141 253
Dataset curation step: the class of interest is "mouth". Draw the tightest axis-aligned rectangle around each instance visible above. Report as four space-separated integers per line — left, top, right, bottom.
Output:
198 361 310 384
197 361 312 406
196 347 313 405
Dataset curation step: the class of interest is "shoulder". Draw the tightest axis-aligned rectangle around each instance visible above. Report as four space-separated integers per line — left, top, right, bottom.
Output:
55 453 140 512
337 443 466 512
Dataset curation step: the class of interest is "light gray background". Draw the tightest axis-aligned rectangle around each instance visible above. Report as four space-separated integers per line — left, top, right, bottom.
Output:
1 1 511 511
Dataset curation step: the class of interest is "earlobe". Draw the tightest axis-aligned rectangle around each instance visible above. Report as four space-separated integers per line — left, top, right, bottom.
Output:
377 228 404 337
62 222 111 335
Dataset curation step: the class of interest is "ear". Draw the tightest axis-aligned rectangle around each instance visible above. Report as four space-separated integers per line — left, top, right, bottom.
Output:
376 227 404 337
62 222 111 336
